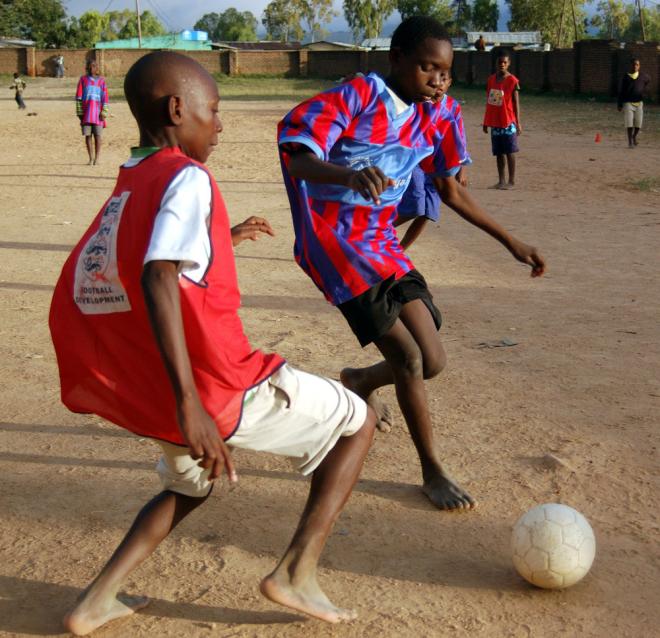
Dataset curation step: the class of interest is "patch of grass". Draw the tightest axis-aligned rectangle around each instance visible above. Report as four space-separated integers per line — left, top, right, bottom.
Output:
630 176 660 192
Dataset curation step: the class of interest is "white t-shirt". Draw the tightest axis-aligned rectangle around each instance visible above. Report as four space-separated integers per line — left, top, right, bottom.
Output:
124 154 212 284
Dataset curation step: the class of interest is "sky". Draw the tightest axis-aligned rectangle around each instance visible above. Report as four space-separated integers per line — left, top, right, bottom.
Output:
63 0 513 34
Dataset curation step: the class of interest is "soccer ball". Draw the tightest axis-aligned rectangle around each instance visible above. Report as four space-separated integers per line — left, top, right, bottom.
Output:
511 503 596 589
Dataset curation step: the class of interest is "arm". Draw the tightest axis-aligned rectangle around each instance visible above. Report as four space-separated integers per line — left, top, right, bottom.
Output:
287 148 394 205
100 78 109 120
398 217 428 251
75 77 83 119
141 260 237 482
433 176 545 277
513 88 522 134
230 216 275 247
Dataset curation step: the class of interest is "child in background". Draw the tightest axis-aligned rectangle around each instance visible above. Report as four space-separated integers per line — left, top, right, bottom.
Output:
51 52 375 635
10 72 26 110
617 56 650 148
278 17 545 511
396 75 470 250
76 60 108 165
482 49 521 189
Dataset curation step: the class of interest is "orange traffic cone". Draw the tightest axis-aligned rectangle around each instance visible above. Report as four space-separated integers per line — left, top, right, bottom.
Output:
595 132 602 143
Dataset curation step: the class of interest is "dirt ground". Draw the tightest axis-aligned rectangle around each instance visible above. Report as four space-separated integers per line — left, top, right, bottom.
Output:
0 78 658 638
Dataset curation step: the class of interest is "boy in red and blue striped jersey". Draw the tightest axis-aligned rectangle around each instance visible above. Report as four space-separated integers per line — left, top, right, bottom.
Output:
278 16 546 511
76 59 108 165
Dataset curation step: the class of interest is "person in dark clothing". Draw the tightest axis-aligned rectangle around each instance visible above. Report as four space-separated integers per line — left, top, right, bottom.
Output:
475 35 486 51
617 57 650 148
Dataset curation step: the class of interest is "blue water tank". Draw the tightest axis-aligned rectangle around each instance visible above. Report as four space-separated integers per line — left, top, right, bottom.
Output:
180 30 208 41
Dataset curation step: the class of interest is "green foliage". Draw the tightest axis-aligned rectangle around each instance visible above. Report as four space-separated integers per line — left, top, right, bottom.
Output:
299 0 337 42
451 0 472 33
68 10 111 48
397 0 452 24
117 10 165 39
262 0 304 41
0 0 69 47
471 0 499 32
506 0 589 47
195 9 263 42
343 0 397 42
589 2 659 41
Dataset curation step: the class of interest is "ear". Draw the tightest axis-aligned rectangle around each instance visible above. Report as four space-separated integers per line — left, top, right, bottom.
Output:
167 95 184 126
389 47 401 67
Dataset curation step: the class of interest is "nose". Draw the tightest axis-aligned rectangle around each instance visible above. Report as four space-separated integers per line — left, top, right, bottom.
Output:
216 117 223 134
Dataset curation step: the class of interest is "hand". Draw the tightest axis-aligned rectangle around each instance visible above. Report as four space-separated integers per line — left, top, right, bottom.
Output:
509 239 546 278
617 106 622 112
482 125 489 134
346 166 394 205
179 396 237 483
231 216 275 247
516 123 523 135
456 168 468 187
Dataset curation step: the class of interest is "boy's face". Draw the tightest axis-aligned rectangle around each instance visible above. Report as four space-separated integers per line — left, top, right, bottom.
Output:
390 37 453 103
176 75 223 163
630 59 640 73
88 62 98 75
497 56 510 73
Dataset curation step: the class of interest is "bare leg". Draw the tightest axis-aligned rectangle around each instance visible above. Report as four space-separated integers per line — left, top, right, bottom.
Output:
495 155 506 188
84 135 94 165
63 490 207 636
261 410 376 622
632 127 640 145
93 134 102 165
506 153 516 187
627 127 634 147
342 300 475 511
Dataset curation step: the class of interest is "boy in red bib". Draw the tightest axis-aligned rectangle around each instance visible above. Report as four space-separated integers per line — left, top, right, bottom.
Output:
51 52 375 635
482 49 521 189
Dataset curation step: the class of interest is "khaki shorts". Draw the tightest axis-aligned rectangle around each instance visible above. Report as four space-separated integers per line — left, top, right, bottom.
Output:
156 364 367 497
623 102 643 128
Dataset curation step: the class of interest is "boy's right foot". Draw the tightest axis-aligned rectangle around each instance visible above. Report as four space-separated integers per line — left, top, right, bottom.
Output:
340 368 394 432
260 571 356 623
63 592 149 636
422 470 476 511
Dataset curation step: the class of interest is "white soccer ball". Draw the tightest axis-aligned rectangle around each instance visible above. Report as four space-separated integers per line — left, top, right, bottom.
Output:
511 503 596 589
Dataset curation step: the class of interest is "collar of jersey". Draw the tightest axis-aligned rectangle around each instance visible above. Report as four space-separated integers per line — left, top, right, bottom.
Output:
368 72 415 122
130 146 162 159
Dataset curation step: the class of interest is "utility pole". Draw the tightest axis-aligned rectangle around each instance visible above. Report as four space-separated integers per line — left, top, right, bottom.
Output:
136 0 143 48
570 0 579 42
636 0 646 40
557 0 566 48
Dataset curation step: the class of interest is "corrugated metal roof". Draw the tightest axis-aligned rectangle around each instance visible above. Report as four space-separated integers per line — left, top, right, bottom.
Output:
466 32 542 44
360 37 391 49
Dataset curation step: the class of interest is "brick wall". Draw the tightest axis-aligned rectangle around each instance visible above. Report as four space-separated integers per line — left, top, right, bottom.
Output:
518 51 546 90
452 51 470 83
234 50 298 76
472 52 492 84
308 50 361 78
35 48 92 77
547 49 575 92
0 47 25 74
575 40 619 95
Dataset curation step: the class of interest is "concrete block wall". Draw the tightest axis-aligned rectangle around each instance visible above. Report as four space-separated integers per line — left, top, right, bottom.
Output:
518 51 546 90
35 48 92 77
472 52 492 84
575 39 619 95
308 50 362 78
234 50 298 76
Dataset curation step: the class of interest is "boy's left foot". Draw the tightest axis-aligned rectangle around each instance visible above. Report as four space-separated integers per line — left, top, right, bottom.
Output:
64 592 149 636
260 572 357 623
422 471 476 511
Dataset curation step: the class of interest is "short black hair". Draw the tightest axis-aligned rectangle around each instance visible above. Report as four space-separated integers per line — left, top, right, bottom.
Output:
494 47 511 60
390 16 450 55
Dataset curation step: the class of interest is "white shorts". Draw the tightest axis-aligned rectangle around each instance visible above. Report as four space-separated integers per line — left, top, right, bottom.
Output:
156 364 367 497
623 102 643 128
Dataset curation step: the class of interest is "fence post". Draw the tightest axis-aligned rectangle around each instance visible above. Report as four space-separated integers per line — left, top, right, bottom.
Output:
298 49 308 77
229 49 238 76
26 46 36 77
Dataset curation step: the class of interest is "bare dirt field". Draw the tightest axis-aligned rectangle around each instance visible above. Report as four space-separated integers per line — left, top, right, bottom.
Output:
1 77 658 638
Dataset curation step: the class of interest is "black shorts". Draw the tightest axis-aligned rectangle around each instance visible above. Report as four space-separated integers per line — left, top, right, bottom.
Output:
337 269 442 347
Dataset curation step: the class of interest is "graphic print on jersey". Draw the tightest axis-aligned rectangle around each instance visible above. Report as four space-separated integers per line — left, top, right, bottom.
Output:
73 191 132 314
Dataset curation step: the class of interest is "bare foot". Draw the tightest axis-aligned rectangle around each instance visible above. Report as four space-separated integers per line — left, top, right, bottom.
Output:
340 368 393 432
422 471 476 511
260 572 356 623
493 182 506 190
63 593 149 636
87 159 93 166
505 182 515 189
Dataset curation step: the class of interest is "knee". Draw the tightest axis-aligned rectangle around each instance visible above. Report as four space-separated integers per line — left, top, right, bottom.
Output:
391 346 425 379
423 347 447 379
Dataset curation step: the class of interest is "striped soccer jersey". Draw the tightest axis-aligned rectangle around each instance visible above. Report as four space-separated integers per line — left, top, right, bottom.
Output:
278 72 462 305
76 74 108 126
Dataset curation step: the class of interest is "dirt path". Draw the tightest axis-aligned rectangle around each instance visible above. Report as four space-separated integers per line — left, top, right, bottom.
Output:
0 80 658 637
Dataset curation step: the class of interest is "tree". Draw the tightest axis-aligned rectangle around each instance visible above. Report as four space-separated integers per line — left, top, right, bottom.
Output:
299 0 337 42
506 0 588 47
72 10 111 47
472 0 499 32
397 0 453 24
452 0 472 32
194 12 222 38
117 10 165 39
343 0 396 43
262 0 304 41
590 0 629 39
0 0 69 47
622 4 660 41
